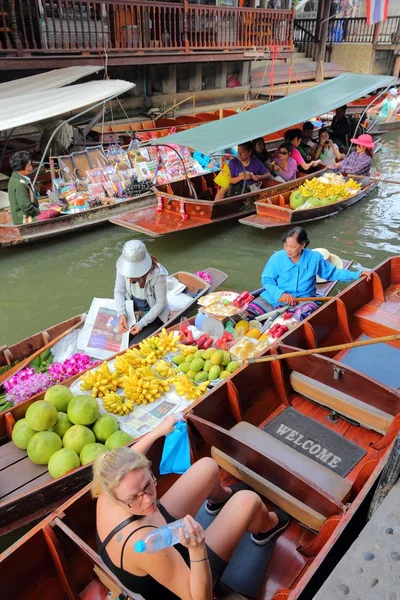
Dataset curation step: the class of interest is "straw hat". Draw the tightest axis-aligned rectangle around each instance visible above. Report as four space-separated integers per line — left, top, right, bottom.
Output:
313 248 344 283
116 240 152 278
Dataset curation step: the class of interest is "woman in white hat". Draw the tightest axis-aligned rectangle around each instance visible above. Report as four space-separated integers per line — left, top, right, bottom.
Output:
114 240 169 342
367 88 398 123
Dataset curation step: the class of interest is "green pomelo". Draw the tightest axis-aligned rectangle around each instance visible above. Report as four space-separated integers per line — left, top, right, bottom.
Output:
67 395 100 425
320 197 331 205
63 424 95 455
227 361 241 373
308 196 322 207
190 358 204 373
220 370 231 379
187 370 196 380
194 350 205 359
172 354 185 365
92 414 119 443
80 442 107 466
209 365 221 380
49 412 73 439
203 360 212 373
27 431 62 464
210 350 223 366
184 354 195 364
178 362 190 374
12 418 36 450
26 400 58 432
289 190 306 209
195 371 208 383
202 348 215 360
48 448 80 479
105 430 133 450
44 385 73 412
221 351 231 366
328 195 339 204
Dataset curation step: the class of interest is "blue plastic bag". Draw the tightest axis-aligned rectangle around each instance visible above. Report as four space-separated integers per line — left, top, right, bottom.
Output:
160 421 191 475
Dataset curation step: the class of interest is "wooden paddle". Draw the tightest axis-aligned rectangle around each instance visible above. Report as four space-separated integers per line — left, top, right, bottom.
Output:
349 174 400 185
0 318 86 387
247 333 400 364
295 296 334 302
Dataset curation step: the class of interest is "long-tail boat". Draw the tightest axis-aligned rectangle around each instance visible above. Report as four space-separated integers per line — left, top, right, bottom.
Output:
367 114 400 135
239 174 378 230
0 265 348 536
1 256 400 600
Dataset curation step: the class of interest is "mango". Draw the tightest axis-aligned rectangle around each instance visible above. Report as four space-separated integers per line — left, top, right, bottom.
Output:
221 351 231 366
202 348 215 360
220 370 231 379
185 354 196 364
187 370 197 380
210 350 223 366
194 350 205 359
179 362 190 374
235 320 249 334
227 361 241 373
195 371 209 383
172 354 185 365
246 328 261 339
190 358 204 373
209 365 221 380
203 360 212 373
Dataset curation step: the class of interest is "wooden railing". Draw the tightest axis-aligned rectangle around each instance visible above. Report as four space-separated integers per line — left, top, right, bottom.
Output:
0 0 294 55
293 18 318 61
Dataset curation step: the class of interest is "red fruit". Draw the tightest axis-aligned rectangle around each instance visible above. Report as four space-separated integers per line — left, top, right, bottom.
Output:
203 337 213 350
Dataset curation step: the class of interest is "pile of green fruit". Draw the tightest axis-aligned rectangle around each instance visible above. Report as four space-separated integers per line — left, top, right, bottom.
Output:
11 384 132 479
172 348 240 383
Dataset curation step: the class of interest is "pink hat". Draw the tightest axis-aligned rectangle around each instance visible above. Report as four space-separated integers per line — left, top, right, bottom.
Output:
350 133 375 149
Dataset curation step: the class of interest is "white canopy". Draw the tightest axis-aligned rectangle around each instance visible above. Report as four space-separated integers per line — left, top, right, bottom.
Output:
0 79 135 132
0 66 104 100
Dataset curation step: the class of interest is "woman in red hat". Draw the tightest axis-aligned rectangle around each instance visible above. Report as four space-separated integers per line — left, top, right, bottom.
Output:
334 133 374 177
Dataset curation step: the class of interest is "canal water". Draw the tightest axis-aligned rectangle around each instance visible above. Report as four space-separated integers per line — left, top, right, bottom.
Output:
2 133 399 347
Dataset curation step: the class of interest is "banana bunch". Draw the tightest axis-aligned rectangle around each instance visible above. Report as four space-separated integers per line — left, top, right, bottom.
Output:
174 375 209 401
138 329 180 364
153 360 177 379
122 368 172 405
177 344 199 357
80 362 120 398
114 348 145 374
102 391 134 415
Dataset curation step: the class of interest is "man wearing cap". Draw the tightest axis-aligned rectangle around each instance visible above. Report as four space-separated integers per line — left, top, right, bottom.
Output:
367 88 398 123
114 240 169 342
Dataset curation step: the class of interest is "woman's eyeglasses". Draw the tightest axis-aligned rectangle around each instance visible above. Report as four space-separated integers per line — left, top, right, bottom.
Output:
279 151 288 155
118 473 157 508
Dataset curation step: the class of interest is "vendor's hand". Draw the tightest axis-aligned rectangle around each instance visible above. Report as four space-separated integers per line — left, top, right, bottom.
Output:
118 315 129 333
179 516 206 551
252 174 261 182
245 171 253 180
130 325 141 336
279 293 297 306
360 270 372 281
274 164 280 172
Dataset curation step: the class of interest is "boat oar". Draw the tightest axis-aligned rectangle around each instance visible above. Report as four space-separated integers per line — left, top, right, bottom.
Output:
247 333 400 364
349 174 400 185
0 317 86 387
295 296 334 302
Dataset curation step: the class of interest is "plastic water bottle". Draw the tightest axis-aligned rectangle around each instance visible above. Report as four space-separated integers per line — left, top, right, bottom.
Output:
134 519 188 554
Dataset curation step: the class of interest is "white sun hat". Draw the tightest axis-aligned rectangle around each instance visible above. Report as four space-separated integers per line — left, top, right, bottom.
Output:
313 248 330 260
116 240 152 278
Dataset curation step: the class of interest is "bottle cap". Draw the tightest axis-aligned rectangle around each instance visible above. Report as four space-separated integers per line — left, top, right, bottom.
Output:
134 540 146 553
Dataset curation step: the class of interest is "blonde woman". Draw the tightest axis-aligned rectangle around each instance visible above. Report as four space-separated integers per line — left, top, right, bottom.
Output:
94 424 289 600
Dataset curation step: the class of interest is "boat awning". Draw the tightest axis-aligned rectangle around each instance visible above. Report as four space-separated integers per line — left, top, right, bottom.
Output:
153 74 395 155
0 79 135 131
0 66 104 100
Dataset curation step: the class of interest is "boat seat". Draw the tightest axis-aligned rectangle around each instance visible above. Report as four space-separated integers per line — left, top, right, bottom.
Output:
211 421 351 531
290 371 394 434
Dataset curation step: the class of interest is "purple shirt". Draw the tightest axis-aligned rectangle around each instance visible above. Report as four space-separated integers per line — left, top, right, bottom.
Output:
337 151 372 176
228 156 268 186
275 156 297 181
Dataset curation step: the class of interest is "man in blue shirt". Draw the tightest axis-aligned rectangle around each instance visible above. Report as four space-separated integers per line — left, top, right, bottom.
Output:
261 227 371 307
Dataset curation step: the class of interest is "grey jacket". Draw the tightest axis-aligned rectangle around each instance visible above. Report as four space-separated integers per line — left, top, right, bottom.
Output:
114 264 170 330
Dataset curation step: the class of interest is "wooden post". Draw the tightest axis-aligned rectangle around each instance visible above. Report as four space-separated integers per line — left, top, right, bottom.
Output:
315 0 332 83
370 21 382 74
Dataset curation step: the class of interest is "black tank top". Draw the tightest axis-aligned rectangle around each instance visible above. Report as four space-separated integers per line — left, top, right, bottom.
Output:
97 503 190 600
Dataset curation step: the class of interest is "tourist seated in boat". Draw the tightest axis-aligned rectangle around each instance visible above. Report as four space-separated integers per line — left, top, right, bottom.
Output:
334 133 374 177
366 88 398 123
7 151 60 225
94 435 289 600
261 226 371 308
310 128 342 167
329 105 350 149
114 240 169 343
283 129 321 173
299 121 315 159
252 137 272 170
270 143 298 182
214 141 273 200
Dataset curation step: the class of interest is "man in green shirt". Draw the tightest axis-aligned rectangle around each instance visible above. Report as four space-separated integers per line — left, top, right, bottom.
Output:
8 151 40 225
367 88 398 123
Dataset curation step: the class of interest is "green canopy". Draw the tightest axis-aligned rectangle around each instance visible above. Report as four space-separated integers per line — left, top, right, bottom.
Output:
152 73 395 155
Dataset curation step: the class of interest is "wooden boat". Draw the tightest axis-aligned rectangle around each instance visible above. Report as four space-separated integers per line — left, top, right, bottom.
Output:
367 114 400 135
239 172 378 230
109 172 322 237
0 191 156 248
2 256 400 600
0 264 347 536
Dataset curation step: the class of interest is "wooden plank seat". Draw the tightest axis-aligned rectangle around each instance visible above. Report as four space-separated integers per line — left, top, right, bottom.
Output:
290 371 394 434
188 415 350 531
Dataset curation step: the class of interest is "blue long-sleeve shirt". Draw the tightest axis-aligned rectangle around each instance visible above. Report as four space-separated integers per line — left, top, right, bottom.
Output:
261 248 360 306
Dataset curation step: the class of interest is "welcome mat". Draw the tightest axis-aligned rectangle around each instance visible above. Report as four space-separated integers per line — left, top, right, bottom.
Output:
341 334 400 390
263 407 366 477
